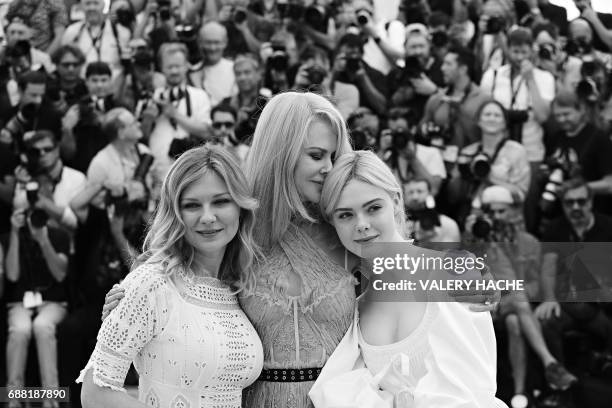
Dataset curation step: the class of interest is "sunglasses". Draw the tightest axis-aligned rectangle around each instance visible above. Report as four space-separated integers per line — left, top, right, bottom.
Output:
562 198 588 207
212 121 235 129
27 146 56 156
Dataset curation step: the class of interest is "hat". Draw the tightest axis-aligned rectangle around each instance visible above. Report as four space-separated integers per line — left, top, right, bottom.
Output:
481 185 514 205
405 23 429 38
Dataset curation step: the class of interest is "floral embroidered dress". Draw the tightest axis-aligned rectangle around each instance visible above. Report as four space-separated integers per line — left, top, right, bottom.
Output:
240 224 357 408
77 262 264 408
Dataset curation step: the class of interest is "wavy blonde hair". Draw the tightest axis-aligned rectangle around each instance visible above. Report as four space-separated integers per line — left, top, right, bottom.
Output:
244 91 352 249
320 150 407 234
136 145 261 292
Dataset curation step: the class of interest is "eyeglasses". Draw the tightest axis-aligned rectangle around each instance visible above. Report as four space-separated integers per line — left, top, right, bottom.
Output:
212 121 235 129
27 146 56 157
562 198 588 207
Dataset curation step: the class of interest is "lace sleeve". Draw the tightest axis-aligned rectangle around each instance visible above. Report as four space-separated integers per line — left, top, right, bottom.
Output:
76 263 171 391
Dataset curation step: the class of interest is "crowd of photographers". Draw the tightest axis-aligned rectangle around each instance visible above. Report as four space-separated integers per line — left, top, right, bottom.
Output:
0 0 611 407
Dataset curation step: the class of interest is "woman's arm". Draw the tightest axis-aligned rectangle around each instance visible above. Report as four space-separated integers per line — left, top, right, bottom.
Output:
78 265 169 407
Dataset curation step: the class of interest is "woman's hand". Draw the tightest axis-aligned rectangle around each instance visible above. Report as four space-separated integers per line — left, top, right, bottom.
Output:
101 284 126 321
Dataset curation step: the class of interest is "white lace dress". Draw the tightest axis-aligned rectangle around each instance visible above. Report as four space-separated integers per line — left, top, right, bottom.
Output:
77 262 264 408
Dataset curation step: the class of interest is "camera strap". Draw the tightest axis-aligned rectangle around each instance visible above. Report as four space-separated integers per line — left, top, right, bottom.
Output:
509 67 525 109
168 86 192 130
476 137 509 165
75 20 122 62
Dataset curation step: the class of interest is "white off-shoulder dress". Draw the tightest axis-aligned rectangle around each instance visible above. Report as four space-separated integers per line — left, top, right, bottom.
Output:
77 262 264 408
309 301 508 408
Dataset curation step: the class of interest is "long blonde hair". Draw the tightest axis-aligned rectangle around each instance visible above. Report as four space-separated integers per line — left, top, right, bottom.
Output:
137 145 261 291
320 150 407 234
244 91 352 249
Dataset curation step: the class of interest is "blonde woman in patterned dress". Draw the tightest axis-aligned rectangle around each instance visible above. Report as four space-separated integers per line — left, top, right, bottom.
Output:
78 145 264 408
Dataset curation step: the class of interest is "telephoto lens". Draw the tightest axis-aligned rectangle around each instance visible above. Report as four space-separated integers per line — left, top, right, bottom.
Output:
25 181 39 206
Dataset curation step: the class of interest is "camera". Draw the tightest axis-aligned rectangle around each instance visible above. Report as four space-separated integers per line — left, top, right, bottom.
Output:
403 55 423 79
471 215 493 240
305 65 326 86
539 153 578 214
356 10 370 25
507 109 528 141
304 5 326 27
391 128 413 151
407 207 441 231
469 153 492 180
344 56 361 73
431 31 449 48
232 7 247 24
576 78 599 102
538 44 556 60
25 181 48 228
157 0 172 20
6 40 31 60
105 189 131 217
565 37 592 56
116 7 135 27
351 129 369 150
485 16 504 34
416 122 446 149
268 50 289 72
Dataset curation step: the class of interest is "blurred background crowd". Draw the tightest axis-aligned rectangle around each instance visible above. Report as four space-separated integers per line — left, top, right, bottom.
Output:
0 0 611 407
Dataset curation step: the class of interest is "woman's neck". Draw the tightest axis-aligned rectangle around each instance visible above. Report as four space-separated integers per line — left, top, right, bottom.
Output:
192 250 225 279
482 132 503 152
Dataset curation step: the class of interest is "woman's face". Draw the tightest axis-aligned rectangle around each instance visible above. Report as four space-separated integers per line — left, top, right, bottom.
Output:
478 103 506 134
294 120 337 204
331 179 401 256
180 171 240 260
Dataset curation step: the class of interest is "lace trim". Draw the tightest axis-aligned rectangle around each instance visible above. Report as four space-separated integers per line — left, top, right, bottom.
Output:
75 358 128 393
247 272 357 315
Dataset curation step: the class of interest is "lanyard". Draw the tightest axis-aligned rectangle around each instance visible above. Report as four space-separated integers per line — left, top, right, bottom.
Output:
509 67 525 109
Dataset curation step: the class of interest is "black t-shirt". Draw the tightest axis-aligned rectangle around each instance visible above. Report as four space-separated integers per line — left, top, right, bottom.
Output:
3 226 71 303
46 73 89 108
548 123 612 214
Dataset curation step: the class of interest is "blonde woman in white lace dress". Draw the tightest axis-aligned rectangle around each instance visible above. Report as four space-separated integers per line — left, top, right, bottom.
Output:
77 145 264 408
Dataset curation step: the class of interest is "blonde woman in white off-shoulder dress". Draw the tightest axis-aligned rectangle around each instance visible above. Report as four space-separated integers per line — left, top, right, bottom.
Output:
311 151 507 408
77 145 264 408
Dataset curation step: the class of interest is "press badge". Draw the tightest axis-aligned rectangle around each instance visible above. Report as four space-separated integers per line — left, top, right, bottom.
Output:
23 291 43 309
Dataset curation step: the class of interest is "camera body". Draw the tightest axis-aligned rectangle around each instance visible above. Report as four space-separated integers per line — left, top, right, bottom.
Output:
403 55 423 80
407 207 441 232
507 109 528 141
356 10 370 25
156 0 172 20
416 122 447 149
391 128 413 151
538 44 556 61
485 16 504 35
344 56 361 74
471 214 493 240
25 181 49 228
469 153 492 180
305 65 327 86
268 49 289 72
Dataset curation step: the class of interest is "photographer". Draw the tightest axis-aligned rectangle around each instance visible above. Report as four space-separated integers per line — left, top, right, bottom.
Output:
389 24 444 120
404 178 460 243
547 90 612 216
353 0 406 75
1 71 61 148
4 0 68 54
60 61 119 174
331 31 387 116
60 0 131 79
12 130 86 232
113 40 166 122
187 21 236 106
46 45 89 115
566 17 612 70
221 53 269 142
4 204 70 408
148 42 212 184
474 0 513 73
464 185 578 402
533 22 582 91
210 103 249 162
421 46 491 161
3 18 55 74
378 107 447 196
538 179 612 391
216 0 265 58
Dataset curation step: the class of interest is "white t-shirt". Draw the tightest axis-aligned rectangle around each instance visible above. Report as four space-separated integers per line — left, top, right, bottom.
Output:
362 20 405 75
61 19 131 79
480 64 555 162
148 85 211 182
189 58 236 107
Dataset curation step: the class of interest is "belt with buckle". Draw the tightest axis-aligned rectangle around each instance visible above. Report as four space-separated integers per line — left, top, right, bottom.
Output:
257 367 322 382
